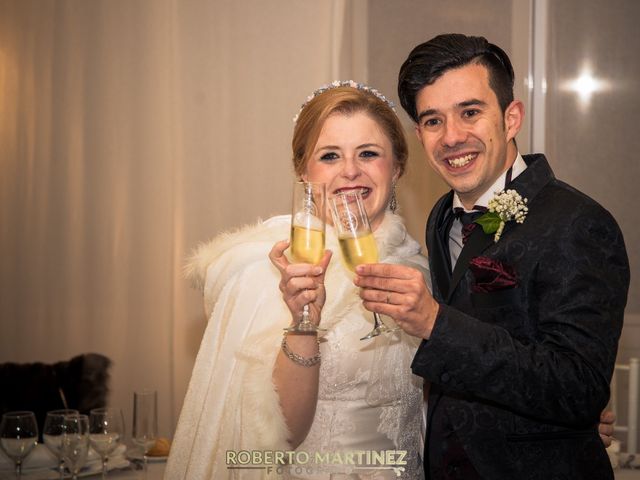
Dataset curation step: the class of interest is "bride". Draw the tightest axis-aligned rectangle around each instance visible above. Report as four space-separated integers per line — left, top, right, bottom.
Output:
165 81 429 479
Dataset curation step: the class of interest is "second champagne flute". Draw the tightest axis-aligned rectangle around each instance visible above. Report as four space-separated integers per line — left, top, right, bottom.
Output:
330 190 399 340
285 181 326 333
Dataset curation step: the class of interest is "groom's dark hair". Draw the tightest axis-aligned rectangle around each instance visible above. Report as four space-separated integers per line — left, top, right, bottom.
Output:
398 33 515 122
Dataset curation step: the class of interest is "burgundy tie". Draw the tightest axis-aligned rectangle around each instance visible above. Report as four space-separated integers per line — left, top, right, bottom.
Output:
453 207 487 244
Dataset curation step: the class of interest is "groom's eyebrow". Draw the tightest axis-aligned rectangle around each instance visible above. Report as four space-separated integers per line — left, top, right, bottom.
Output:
417 108 438 122
417 98 488 122
459 98 487 108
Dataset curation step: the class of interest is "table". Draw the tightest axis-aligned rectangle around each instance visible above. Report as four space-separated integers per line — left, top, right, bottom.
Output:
0 458 166 480
100 461 165 479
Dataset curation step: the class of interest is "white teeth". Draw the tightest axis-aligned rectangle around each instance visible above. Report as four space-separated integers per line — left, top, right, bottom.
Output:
336 187 370 195
447 154 474 168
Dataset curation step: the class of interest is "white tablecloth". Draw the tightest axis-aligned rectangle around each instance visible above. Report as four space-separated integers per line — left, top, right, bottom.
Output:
96 461 165 480
0 444 165 480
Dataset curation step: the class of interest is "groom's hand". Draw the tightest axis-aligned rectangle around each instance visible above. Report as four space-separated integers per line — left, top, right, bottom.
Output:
354 263 439 339
598 410 616 447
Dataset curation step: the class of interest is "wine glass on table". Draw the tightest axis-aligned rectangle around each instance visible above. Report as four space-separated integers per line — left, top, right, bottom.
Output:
61 414 90 480
0 411 38 480
285 180 327 333
329 189 399 340
89 407 125 479
132 390 158 474
43 409 79 480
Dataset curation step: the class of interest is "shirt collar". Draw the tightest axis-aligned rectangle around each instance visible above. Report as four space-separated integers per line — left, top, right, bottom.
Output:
452 152 527 212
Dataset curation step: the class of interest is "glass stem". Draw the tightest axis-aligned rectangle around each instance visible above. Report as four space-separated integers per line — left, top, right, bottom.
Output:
102 457 108 479
58 460 65 480
299 304 310 327
143 454 149 479
373 312 383 329
15 461 21 480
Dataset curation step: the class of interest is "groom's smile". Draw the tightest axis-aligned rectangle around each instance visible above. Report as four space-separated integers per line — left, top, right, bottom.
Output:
445 152 476 168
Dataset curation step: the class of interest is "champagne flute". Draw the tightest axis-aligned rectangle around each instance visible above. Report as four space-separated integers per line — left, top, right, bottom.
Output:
61 414 90 480
132 390 158 474
89 407 125 479
43 409 79 480
285 181 327 333
329 190 399 340
0 411 38 480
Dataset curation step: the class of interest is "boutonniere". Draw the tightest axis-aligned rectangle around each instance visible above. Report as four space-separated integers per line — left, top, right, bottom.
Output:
476 189 528 242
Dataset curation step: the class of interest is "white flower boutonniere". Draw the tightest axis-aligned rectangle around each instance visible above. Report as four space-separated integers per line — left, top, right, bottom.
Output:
476 189 529 242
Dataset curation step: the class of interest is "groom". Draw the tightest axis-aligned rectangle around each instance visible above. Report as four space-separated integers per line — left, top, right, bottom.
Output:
354 34 629 479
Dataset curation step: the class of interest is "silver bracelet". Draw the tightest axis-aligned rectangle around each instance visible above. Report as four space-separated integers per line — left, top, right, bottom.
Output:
281 335 321 367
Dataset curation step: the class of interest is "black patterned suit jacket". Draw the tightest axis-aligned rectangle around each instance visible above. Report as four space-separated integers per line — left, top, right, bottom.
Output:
413 154 630 479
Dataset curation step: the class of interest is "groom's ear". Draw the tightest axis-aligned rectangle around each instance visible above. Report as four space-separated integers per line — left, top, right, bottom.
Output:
504 100 524 142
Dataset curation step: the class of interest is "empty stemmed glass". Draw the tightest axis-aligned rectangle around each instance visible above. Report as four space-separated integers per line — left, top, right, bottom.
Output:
132 390 158 474
89 407 125 479
61 414 90 480
330 190 399 340
285 181 327 333
0 411 38 480
43 409 79 480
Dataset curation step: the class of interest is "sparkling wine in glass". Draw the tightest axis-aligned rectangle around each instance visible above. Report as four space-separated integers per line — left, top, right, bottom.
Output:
0 411 38 480
132 390 158 474
330 190 399 340
285 181 327 333
43 409 79 480
89 407 125 479
61 414 90 480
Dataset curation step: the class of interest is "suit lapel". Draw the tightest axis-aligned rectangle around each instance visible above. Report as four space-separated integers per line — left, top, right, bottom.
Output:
446 221 494 303
428 194 454 301
509 153 555 204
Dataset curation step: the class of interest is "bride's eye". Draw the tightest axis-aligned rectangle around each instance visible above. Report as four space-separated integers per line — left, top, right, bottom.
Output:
320 152 339 161
360 150 379 158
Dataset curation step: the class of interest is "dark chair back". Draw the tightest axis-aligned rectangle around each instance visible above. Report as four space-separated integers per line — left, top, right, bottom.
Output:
0 353 111 440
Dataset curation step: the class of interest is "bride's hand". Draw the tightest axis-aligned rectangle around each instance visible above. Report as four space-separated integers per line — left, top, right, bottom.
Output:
269 240 332 326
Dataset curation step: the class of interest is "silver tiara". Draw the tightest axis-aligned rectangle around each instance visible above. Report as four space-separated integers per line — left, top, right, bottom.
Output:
292 80 396 123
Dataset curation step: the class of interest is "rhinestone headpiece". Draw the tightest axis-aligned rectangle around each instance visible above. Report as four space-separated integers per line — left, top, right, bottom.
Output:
293 80 396 123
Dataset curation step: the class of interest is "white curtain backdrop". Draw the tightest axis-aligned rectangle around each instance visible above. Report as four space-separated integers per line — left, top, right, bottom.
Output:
0 0 368 437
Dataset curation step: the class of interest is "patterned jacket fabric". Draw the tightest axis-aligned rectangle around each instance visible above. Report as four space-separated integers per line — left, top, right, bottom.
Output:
414 154 630 479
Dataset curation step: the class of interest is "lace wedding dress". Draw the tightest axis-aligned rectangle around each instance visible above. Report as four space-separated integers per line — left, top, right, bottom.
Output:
289 304 425 479
166 213 428 480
